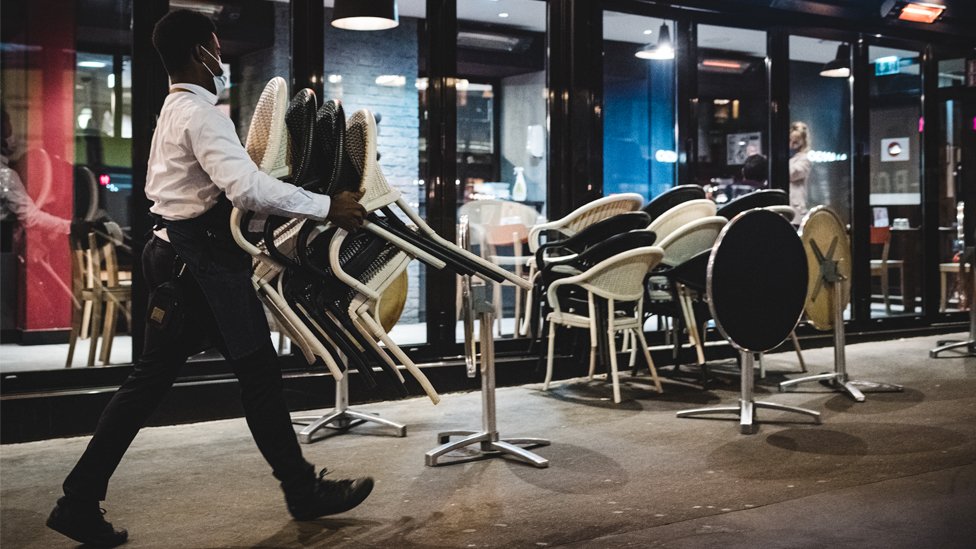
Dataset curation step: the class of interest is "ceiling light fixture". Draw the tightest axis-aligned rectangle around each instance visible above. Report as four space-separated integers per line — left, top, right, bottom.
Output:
635 23 674 60
819 44 851 78
332 0 399 31
498 12 510 18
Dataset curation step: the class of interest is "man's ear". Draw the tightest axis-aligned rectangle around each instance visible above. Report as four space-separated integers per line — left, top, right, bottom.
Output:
191 44 205 64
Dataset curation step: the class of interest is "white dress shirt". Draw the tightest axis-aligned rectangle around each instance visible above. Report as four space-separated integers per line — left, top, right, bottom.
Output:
145 83 330 230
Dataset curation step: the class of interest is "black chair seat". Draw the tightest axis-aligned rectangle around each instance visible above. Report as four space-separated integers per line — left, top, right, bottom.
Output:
642 185 706 222
716 189 788 220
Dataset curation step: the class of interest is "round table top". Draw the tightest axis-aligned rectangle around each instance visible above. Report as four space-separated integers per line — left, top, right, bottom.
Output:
799 206 852 331
708 209 808 353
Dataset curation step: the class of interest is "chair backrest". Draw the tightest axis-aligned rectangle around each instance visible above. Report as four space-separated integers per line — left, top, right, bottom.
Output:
561 193 643 235
459 199 539 227
870 226 891 261
647 199 718 241
245 77 290 179
485 223 529 248
530 193 643 252
642 184 706 221
574 230 657 271
460 199 539 253
657 216 727 267
667 248 711 292
536 211 652 265
313 99 346 195
575 246 665 303
285 88 318 188
70 230 124 291
716 189 788 220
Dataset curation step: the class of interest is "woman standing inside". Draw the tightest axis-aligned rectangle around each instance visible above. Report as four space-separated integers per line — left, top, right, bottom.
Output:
789 121 812 222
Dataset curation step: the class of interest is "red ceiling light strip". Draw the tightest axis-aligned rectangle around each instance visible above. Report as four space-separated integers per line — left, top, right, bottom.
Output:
897 2 945 23
701 59 743 70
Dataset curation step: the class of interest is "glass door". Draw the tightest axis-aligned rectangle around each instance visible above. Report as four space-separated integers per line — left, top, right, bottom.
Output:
866 44 924 318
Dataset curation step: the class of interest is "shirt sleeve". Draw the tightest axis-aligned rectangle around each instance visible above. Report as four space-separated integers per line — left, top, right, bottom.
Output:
186 110 331 220
1 166 71 234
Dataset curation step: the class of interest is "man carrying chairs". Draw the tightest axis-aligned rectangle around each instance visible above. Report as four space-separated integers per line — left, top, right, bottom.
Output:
48 11 372 548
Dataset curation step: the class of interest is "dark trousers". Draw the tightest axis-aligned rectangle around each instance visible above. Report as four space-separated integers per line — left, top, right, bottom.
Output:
62 236 313 502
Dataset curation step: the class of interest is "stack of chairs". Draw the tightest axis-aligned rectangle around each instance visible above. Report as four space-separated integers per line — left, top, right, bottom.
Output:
231 77 531 403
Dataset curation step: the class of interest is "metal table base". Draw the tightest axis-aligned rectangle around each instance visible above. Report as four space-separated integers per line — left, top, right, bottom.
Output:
292 372 406 444
426 282 549 467
677 351 821 434
931 251 976 358
780 282 902 402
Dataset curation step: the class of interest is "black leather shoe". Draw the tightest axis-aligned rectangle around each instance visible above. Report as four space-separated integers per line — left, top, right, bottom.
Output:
46 496 128 547
286 469 374 521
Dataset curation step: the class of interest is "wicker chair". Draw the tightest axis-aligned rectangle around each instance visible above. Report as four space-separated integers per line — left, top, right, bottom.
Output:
544 246 665 403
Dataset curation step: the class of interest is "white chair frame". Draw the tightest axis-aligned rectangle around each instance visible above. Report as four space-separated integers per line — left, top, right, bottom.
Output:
543 246 665 403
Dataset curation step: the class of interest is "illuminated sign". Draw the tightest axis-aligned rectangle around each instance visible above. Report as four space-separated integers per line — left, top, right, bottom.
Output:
875 56 900 76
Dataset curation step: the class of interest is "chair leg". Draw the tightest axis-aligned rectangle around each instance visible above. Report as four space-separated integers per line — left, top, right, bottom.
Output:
543 323 557 391
634 328 662 393
627 330 638 368
791 330 807 372
80 300 92 340
940 270 948 313
100 299 117 364
590 318 600 379
678 289 705 365
607 325 621 404
66 303 82 368
898 267 906 312
494 282 503 337
881 267 891 314
86 298 103 367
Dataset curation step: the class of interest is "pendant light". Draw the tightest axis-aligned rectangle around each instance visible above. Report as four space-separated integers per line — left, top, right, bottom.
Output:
332 0 399 31
820 44 851 78
635 23 675 60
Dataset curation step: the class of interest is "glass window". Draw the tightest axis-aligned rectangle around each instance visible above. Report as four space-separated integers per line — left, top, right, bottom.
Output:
695 25 768 205
867 44 923 318
936 97 967 313
1 0 134 372
456 0 547 340
603 11 677 202
788 36 852 227
323 1 428 345
937 57 967 89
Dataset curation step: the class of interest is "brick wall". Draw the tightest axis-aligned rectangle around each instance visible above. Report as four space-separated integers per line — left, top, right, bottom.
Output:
324 12 423 324
236 2 291 144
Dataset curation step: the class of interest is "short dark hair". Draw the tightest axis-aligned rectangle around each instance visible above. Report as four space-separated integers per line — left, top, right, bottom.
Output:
152 10 216 74
742 154 767 182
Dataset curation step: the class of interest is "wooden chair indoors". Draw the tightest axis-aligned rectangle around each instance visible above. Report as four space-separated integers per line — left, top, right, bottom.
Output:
66 226 132 367
869 226 905 315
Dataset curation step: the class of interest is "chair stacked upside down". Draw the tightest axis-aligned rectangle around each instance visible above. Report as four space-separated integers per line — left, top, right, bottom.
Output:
231 78 532 403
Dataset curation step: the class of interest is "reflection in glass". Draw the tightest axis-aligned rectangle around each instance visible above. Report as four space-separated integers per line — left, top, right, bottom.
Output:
937 98 968 312
456 0 546 340
1 0 134 372
695 25 768 206
868 45 923 318
603 11 676 202
789 36 852 227
323 2 429 345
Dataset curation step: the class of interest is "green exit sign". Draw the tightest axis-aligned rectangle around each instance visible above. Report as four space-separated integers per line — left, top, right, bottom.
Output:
875 56 901 76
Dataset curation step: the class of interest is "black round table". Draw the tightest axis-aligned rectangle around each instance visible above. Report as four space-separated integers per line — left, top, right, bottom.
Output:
677 208 821 433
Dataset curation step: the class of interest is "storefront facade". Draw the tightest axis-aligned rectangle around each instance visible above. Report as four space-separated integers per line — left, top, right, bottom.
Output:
1 0 973 441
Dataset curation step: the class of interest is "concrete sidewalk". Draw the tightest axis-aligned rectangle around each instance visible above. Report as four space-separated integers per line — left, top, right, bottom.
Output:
2 333 975 548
